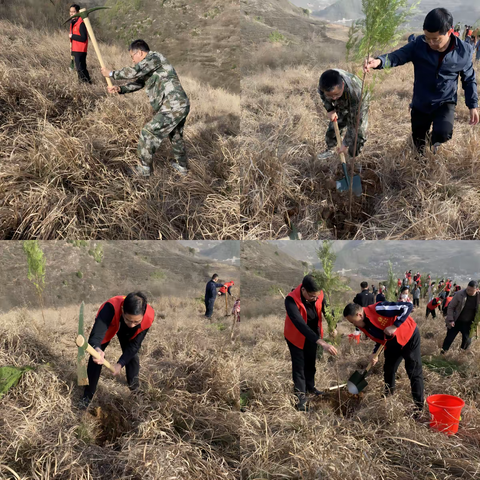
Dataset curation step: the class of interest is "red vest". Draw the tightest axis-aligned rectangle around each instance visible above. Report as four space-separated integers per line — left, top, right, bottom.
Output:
99 296 154 344
220 281 234 294
360 302 416 348
445 282 452 292
427 297 441 310
443 297 453 309
70 17 88 53
284 285 323 349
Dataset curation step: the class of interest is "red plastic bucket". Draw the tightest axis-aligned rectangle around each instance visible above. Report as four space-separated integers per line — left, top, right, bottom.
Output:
426 394 465 435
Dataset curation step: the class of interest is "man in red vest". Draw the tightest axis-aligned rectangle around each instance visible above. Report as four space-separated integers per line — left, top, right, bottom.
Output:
284 275 337 411
426 296 442 319
219 281 234 296
343 301 424 411
69 4 91 84
80 292 154 408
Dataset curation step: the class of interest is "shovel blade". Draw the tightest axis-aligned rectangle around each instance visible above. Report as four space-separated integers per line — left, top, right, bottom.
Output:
336 176 362 196
348 369 369 394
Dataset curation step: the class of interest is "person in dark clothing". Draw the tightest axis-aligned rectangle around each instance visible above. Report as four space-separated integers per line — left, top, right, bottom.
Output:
376 287 386 302
205 274 224 318
353 282 376 307
80 292 154 408
284 275 338 411
69 4 91 84
441 281 480 352
344 301 424 411
364 8 479 154
426 297 441 318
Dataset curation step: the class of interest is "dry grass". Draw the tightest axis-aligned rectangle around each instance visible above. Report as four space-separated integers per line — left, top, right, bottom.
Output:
240 58 480 240
0 296 240 479
238 302 480 479
0 21 240 240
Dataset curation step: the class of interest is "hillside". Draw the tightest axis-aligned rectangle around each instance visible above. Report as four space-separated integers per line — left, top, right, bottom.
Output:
0 21 240 240
1 241 240 313
313 0 363 21
179 241 241 265
238 300 480 479
0 0 239 93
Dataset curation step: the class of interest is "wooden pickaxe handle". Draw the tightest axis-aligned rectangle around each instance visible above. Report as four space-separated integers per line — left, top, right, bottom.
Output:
333 119 347 165
79 9 113 88
76 334 116 373
365 343 385 374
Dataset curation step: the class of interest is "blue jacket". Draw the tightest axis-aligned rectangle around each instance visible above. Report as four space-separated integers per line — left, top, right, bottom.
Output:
376 35 478 113
205 280 224 302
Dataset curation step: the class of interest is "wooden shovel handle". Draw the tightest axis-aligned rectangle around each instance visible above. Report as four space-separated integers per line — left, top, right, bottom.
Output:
80 10 113 88
76 335 115 373
365 343 385 374
333 119 347 165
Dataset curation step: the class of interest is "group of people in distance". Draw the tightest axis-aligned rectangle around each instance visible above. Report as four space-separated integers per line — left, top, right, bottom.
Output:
284 273 479 414
317 8 478 165
68 4 190 176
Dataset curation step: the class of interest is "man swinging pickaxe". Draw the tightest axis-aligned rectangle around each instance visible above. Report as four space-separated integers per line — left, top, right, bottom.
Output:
64 6 112 87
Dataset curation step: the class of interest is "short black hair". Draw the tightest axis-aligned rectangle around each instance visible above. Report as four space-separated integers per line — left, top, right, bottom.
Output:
360 281 368 289
123 291 148 316
423 8 453 35
319 70 344 93
70 4 80 12
302 275 320 293
343 303 362 318
401 286 409 293
468 280 478 288
212 273 219 280
129 39 150 53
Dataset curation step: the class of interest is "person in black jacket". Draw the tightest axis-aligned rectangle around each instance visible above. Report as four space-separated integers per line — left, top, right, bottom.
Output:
353 281 376 307
364 8 479 154
69 4 91 84
205 274 224 318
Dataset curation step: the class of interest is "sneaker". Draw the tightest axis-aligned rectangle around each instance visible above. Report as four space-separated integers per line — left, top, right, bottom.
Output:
432 142 441 154
296 393 308 411
171 162 188 175
317 150 335 160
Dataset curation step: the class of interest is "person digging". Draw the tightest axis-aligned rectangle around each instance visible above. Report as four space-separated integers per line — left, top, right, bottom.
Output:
425 296 442 319
317 69 370 161
69 4 91 84
101 39 190 177
441 280 480 353
343 301 424 412
80 292 154 409
204 274 224 319
284 275 338 412
363 7 479 155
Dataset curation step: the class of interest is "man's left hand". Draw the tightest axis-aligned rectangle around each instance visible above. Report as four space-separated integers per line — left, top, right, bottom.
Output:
336 144 348 155
469 108 479 125
101 67 111 77
384 325 398 337
112 363 122 376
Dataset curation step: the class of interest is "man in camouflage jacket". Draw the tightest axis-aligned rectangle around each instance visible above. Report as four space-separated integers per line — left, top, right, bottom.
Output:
317 69 370 160
102 39 190 176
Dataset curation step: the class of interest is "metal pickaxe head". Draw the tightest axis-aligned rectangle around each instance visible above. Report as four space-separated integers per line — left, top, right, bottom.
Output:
64 6 110 24
76 301 89 386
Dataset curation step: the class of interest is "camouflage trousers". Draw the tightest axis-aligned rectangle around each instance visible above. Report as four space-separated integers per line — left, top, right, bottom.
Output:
137 106 190 168
325 110 368 157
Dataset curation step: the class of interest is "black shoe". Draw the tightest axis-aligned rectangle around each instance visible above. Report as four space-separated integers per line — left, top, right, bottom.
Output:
78 397 91 411
296 394 308 411
307 388 324 397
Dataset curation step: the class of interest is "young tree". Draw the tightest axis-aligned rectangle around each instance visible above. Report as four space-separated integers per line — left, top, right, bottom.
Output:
346 0 416 214
310 241 350 337
385 261 397 302
23 240 46 323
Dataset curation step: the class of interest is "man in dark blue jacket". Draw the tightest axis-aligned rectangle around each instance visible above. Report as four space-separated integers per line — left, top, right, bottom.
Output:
205 274 224 318
364 8 478 153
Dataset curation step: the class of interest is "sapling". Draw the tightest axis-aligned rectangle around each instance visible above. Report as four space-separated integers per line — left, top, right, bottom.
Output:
385 261 397 302
23 240 46 323
345 0 417 214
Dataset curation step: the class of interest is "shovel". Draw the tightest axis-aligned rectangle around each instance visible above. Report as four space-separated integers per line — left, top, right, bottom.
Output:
333 119 362 197
347 343 385 394
76 301 115 386
316 383 347 396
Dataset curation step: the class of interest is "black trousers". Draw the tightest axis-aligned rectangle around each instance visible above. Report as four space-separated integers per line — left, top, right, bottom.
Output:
411 102 455 152
425 306 436 318
205 297 215 318
442 321 473 351
286 338 317 395
73 52 91 84
384 327 424 410
83 339 140 401
413 298 419 307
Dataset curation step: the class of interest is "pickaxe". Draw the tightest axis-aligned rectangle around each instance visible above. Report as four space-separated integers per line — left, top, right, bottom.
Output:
64 7 113 87
76 301 115 386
